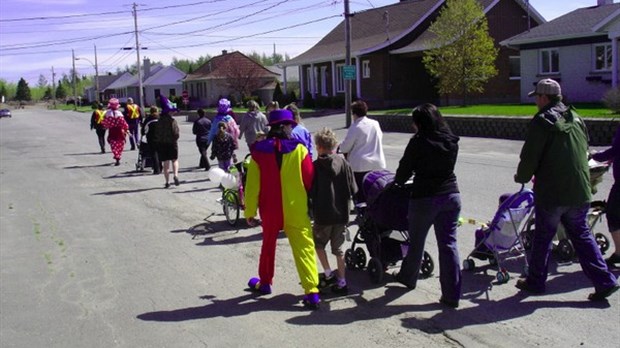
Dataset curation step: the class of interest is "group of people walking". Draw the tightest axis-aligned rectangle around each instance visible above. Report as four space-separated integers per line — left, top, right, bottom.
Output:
91 82 619 310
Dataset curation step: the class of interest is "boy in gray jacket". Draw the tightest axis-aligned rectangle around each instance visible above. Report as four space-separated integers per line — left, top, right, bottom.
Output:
310 127 357 294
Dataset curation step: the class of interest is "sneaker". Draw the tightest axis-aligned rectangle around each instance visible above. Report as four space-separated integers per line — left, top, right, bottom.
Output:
588 284 620 302
605 253 620 268
174 176 180 186
330 283 349 295
247 277 272 295
115 159 120 166
164 182 170 189
317 273 336 289
301 293 320 310
515 279 545 294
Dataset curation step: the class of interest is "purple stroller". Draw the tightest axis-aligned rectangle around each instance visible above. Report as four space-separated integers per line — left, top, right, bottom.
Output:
463 187 535 283
344 170 435 284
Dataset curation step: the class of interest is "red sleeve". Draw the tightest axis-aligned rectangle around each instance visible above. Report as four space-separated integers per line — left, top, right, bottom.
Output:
301 152 314 192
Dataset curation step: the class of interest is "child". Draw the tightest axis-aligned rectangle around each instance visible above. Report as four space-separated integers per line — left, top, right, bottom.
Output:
210 121 236 172
309 127 358 294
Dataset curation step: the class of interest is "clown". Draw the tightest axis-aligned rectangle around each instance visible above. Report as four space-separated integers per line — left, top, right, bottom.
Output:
244 109 320 309
102 98 129 166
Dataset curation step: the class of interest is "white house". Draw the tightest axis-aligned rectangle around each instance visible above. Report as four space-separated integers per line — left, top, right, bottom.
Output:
502 0 620 103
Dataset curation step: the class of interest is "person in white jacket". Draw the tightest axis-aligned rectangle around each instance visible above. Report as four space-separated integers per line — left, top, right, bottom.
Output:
339 100 386 204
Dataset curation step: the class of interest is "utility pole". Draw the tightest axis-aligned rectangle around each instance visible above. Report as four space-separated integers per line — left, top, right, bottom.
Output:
72 49 77 111
344 0 352 127
51 66 57 108
132 3 144 111
94 44 100 103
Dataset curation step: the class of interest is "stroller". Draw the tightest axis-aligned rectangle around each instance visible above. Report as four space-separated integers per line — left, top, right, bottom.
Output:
521 160 611 262
344 170 435 284
135 135 157 172
463 187 535 284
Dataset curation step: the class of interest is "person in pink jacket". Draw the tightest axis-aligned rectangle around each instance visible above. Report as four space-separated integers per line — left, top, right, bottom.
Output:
244 109 320 310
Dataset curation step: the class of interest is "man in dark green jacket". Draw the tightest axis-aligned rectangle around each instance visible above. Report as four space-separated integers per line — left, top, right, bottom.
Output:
514 78 618 301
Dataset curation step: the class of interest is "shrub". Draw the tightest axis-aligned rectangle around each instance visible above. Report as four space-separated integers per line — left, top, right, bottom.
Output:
302 92 315 108
602 87 620 114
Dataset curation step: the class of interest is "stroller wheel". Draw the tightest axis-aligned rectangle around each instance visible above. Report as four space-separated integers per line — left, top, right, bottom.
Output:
419 251 434 278
520 231 532 250
368 258 384 284
557 239 575 262
354 247 367 269
345 249 356 270
463 259 475 271
595 233 610 254
496 269 510 284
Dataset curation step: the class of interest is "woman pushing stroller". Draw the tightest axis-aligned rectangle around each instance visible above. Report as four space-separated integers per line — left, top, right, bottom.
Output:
391 103 462 308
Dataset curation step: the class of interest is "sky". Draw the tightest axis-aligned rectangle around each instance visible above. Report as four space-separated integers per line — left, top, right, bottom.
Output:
0 0 614 87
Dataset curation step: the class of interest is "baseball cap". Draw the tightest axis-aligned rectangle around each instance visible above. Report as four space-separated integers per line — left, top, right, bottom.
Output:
528 78 561 97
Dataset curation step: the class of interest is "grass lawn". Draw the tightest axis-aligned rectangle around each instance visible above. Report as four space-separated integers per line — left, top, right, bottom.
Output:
371 103 618 118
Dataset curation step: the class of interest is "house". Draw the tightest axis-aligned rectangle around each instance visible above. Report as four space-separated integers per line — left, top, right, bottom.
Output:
105 59 184 106
501 0 620 103
82 73 128 102
282 0 545 108
182 50 280 107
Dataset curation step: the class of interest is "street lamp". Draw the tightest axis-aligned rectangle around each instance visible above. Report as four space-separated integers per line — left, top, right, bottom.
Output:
75 55 99 103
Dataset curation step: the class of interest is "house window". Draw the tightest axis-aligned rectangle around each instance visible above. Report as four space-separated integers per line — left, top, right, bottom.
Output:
509 56 520 80
320 66 328 96
540 48 559 74
362 60 370 78
169 89 176 97
154 89 161 100
594 43 612 71
336 64 345 92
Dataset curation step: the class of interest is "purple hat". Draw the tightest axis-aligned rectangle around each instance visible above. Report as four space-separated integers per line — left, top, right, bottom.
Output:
160 95 177 114
217 98 231 114
268 109 296 126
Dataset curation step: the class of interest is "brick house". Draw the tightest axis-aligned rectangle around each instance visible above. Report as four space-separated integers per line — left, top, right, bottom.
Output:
282 0 545 108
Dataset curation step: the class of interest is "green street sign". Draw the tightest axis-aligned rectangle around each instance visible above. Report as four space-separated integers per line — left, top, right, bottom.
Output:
343 65 356 80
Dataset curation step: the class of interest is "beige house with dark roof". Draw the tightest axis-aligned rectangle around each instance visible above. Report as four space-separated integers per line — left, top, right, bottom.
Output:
283 0 545 107
502 0 620 103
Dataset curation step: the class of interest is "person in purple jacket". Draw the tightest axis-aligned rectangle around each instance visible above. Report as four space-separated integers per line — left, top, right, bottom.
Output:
592 125 620 268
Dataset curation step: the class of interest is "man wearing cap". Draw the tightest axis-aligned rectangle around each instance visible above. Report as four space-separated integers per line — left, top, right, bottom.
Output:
124 97 143 151
244 109 321 310
514 78 618 301
90 102 107 154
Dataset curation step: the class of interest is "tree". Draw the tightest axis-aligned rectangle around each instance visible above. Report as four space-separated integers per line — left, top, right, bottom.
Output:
15 78 32 101
422 0 498 105
44 86 54 100
37 74 48 89
272 81 285 105
217 60 264 102
55 83 67 99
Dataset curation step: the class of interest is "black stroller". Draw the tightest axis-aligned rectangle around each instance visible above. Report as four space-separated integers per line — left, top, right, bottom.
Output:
345 170 435 284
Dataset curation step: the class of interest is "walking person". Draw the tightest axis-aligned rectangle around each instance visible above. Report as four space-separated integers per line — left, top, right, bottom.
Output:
391 103 462 308
210 121 236 172
192 108 211 170
124 97 142 151
208 98 240 151
339 100 386 204
592 125 620 268
514 78 618 301
102 98 129 166
153 96 180 188
286 103 313 158
310 127 357 295
239 100 269 149
90 102 106 154
244 109 321 310
142 106 161 174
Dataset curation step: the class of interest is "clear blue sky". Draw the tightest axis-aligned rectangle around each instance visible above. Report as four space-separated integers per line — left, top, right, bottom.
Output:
0 0 612 86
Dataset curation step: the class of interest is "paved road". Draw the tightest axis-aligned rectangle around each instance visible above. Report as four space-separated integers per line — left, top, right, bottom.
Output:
1 108 618 347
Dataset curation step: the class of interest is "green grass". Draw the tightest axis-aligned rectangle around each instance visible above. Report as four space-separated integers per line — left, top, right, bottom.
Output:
371 103 617 118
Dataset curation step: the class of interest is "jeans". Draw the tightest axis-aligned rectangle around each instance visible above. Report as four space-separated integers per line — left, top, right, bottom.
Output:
398 193 462 302
527 203 617 292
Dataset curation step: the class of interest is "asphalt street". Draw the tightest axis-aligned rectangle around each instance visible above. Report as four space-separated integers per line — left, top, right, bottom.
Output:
0 107 618 348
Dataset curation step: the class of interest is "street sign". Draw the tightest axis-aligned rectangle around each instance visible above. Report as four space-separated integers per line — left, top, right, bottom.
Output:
343 65 356 80
182 90 189 99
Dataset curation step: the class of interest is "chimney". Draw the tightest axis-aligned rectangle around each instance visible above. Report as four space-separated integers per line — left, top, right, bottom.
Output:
222 50 228 55
143 58 151 79
598 0 613 5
